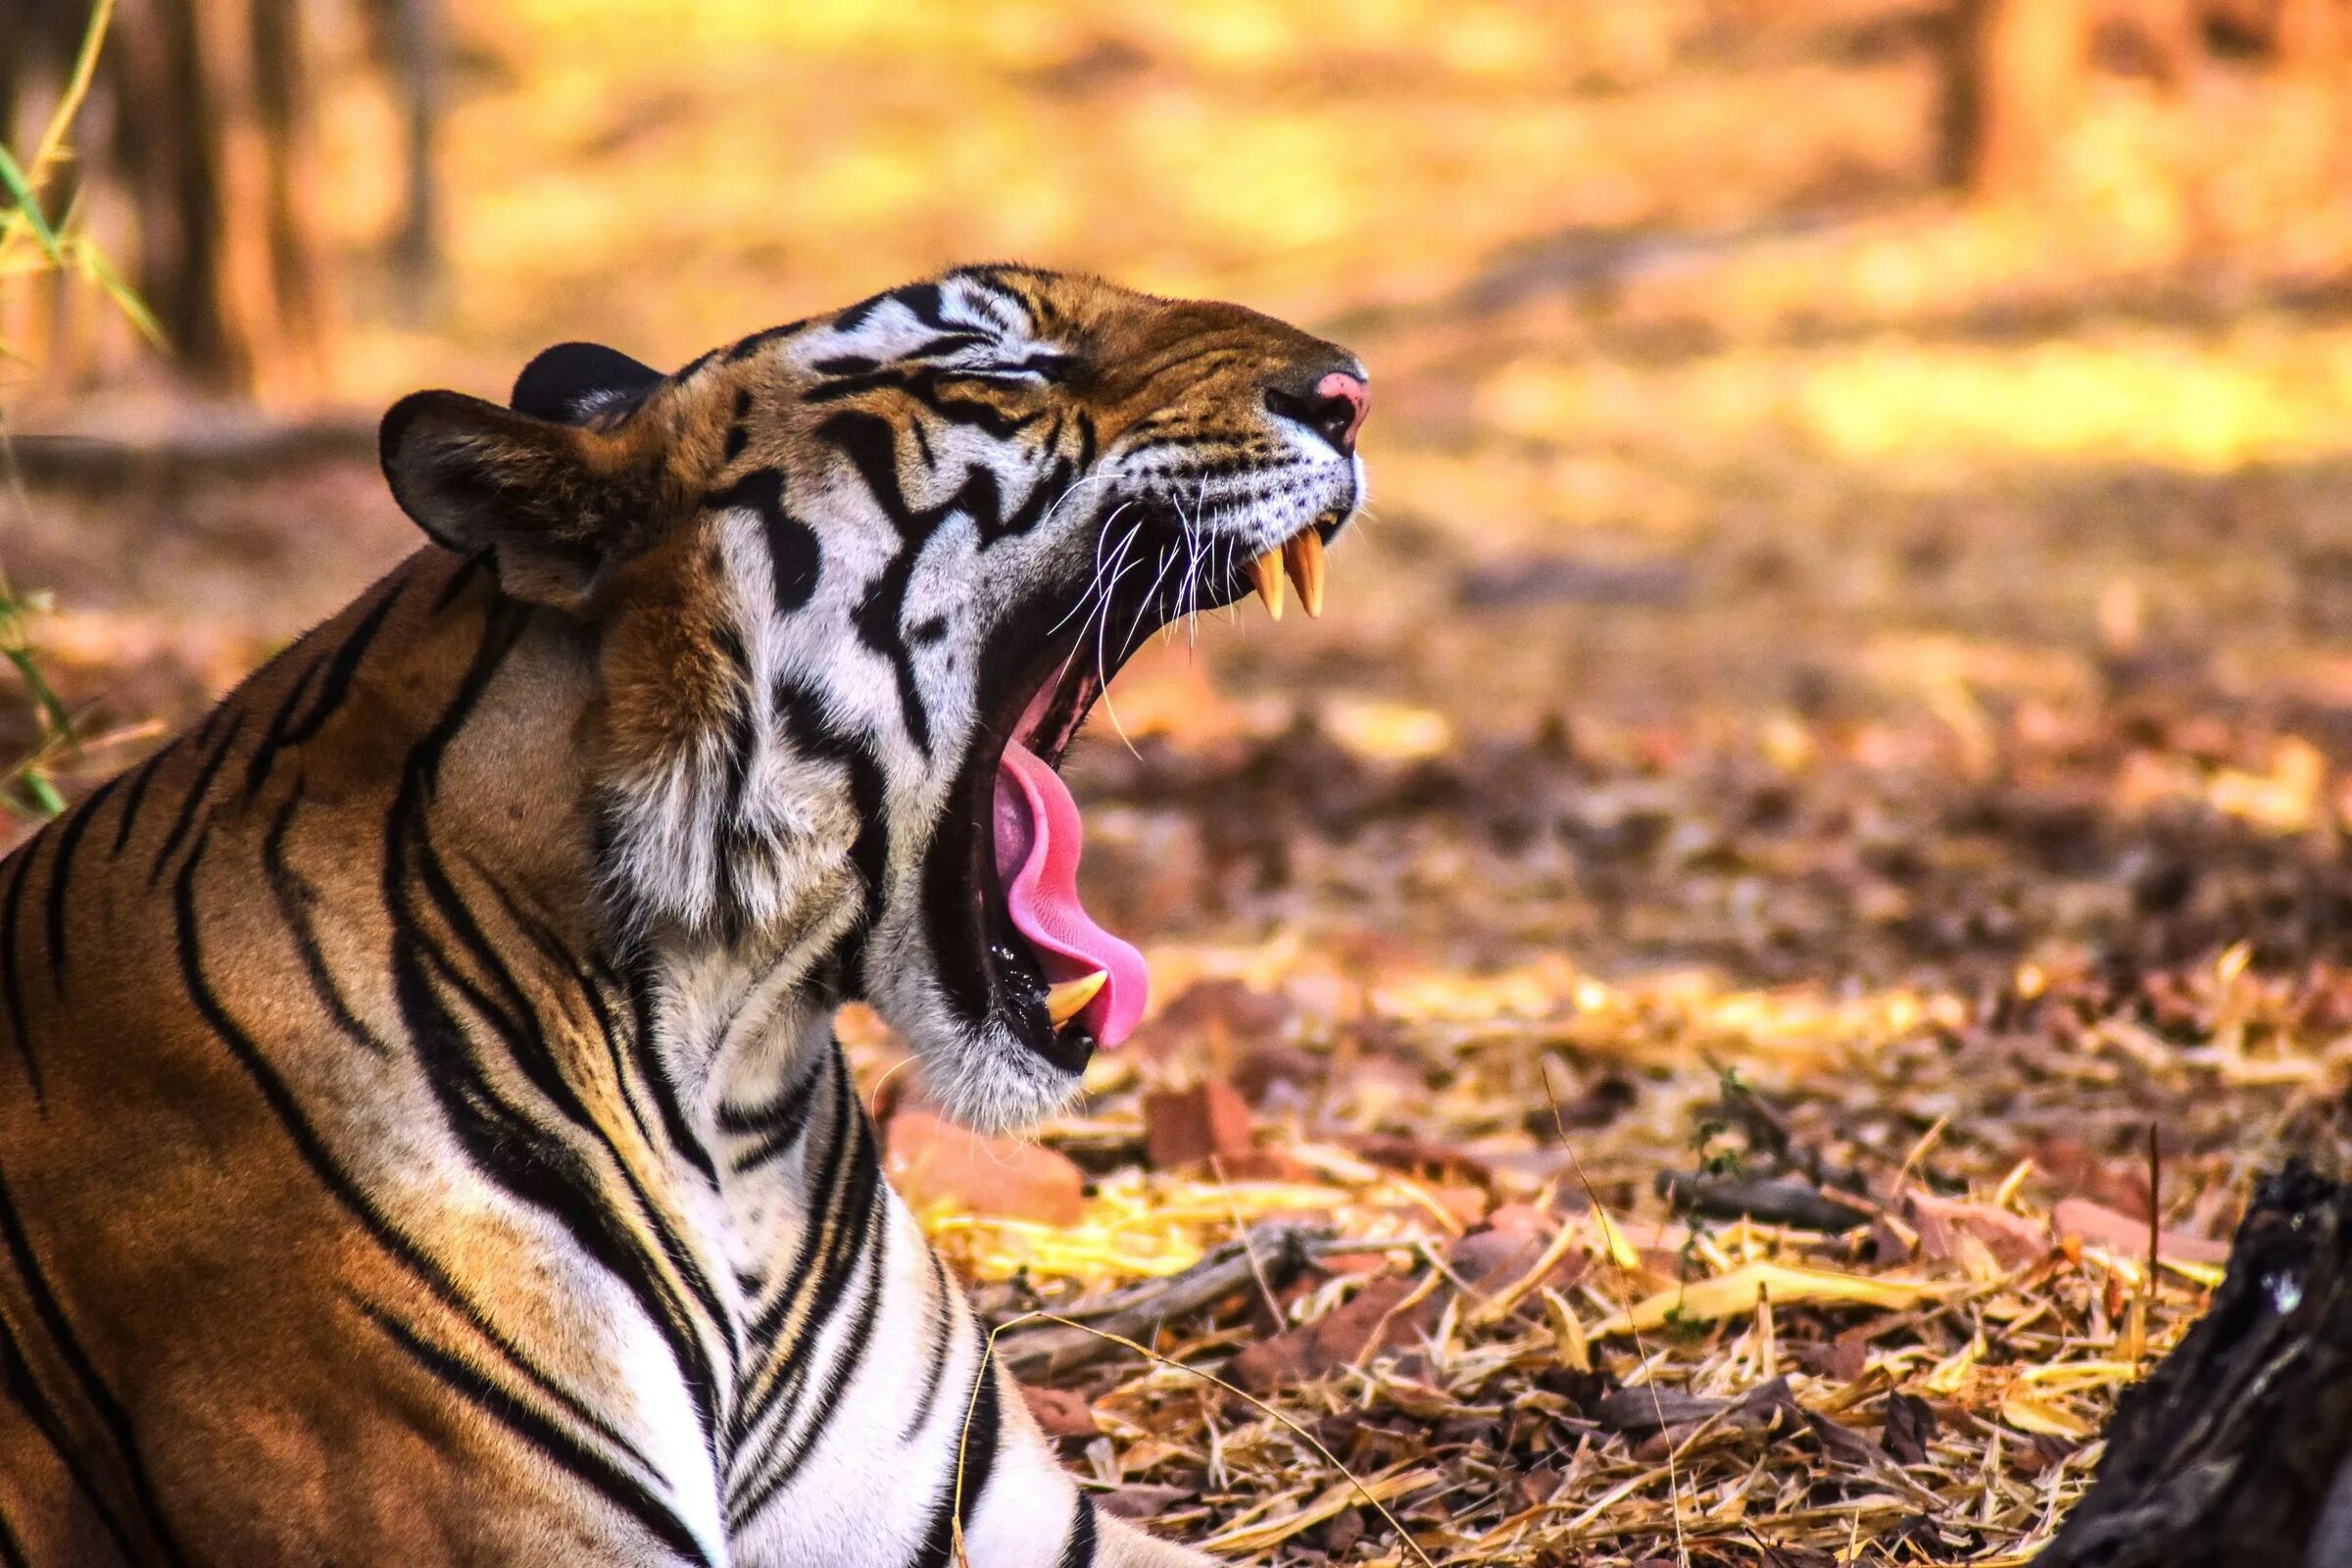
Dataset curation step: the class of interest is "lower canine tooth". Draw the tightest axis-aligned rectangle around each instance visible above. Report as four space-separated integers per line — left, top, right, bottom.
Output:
1045 970 1108 1027
1283 530 1326 618
1246 548 1285 620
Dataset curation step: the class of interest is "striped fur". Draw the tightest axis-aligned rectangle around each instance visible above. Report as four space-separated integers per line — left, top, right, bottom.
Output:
0 268 1363 1564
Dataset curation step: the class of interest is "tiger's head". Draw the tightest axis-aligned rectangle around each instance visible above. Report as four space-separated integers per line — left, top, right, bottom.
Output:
380 266 1366 1129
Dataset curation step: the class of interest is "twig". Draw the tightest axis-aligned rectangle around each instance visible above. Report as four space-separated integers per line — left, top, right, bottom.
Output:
1656 1171 1874 1235
996 1222 1344 1381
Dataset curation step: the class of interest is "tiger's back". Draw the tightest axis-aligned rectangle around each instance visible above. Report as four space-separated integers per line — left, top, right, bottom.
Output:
0 557 684 1564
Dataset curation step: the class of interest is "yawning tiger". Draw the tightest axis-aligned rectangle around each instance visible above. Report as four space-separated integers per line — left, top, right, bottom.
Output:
0 265 1365 1565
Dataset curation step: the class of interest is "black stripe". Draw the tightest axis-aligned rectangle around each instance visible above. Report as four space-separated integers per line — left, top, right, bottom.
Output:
732 1059 868 1437
0 1311 142 1562
626 957 720 1185
43 771 122 993
146 711 247 887
951 268 1038 330
723 388 753 463
397 899 731 1446
1056 1493 1099 1568
172 829 659 1475
259 781 390 1057
0 1166 186 1563
717 1046 828 1175
0 843 42 1102
477 875 664 1161
831 291 892 333
106 751 166 858
800 368 904 404
897 1248 957 1444
285 572 408 745
725 1057 874 1494
429 551 492 613
802 366 1039 441
771 682 889 984
990 453 1073 542
907 1323 1004 1568
894 283 953 333
0 1505 29 1568
922 392 1037 441
724 319 809 365
239 650 328 802
812 404 1080 755
703 468 820 615
731 1165 888 1497
358 1302 713 1567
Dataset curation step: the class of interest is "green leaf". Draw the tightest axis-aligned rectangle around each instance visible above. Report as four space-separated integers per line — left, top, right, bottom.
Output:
19 771 65 818
0 142 65 268
3 646 74 740
75 241 165 348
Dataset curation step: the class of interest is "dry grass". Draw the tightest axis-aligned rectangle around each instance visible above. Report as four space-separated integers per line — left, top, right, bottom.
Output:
865 902 2344 1563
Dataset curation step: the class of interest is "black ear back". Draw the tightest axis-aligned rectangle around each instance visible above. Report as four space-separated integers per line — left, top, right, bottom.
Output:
381 388 657 613
511 341 663 424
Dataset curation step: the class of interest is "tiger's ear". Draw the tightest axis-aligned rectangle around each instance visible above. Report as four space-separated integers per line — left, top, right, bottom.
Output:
379 389 662 613
510 341 663 424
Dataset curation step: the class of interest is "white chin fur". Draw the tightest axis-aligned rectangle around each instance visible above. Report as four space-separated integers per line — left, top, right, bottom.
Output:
906 1016 1083 1135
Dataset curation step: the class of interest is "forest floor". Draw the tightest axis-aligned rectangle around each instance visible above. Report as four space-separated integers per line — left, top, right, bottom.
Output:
8 4 2352 1562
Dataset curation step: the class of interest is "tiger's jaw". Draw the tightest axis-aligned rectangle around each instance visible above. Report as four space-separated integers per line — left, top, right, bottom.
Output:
892 478 1359 1133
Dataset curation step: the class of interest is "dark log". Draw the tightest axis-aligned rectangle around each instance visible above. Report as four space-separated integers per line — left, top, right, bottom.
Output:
1655 1170 1874 1234
2039 1160 2352 1568
3 411 377 488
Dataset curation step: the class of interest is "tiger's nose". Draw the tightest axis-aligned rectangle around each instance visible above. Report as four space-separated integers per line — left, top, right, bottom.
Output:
1265 366 1370 458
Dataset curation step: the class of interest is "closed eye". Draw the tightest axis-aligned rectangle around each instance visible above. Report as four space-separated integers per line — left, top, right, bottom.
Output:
946 354 1075 385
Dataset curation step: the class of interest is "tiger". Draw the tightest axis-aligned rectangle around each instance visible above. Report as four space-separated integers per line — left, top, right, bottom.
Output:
0 265 1367 1566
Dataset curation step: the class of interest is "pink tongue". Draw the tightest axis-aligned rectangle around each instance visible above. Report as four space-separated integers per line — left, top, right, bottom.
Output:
993 742 1149 1047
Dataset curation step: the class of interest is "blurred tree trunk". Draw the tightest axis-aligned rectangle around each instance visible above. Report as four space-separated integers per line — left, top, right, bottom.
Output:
363 0 446 316
1 0 334 395
1941 0 2092 195
104 0 245 388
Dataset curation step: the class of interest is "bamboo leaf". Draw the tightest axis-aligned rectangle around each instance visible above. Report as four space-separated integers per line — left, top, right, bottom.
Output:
0 143 65 268
74 241 166 348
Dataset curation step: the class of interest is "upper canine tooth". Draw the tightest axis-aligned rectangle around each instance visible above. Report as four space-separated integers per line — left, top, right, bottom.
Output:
1283 531 1326 619
1045 970 1108 1027
1247 548 1285 620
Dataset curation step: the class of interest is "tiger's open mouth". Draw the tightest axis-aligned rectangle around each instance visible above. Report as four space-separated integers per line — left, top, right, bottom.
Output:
956 508 1345 1073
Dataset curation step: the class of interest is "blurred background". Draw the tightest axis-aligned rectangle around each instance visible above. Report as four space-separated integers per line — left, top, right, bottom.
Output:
7 7 2352 1555
4 0 2349 975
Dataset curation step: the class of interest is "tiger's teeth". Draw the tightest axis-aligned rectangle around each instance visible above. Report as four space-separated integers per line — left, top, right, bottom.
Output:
1045 970 1108 1028
1247 548 1285 620
1283 531 1326 619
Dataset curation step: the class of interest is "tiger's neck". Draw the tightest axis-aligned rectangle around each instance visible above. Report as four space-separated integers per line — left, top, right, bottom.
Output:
266 550 855 1165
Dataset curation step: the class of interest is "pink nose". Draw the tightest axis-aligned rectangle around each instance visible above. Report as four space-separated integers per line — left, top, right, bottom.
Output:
1265 365 1371 457
1311 370 1370 456
1315 371 1370 453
